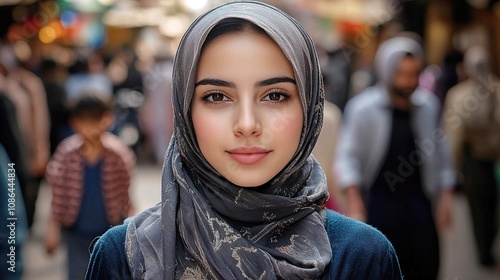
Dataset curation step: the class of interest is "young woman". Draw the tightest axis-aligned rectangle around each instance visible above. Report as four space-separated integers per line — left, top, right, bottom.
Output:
85 1 402 279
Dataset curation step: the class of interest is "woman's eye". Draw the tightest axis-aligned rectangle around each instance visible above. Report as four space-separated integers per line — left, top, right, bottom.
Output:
203 92 229 103
263 91 290 102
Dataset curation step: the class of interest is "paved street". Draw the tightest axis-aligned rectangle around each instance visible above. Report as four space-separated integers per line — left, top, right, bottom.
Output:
20 163 500 280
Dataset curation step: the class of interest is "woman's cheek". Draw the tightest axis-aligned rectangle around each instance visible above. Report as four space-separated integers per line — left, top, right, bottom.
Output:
267 105 303 136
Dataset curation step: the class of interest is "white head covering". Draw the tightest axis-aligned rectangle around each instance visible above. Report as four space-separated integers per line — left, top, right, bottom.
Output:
374 34 424 88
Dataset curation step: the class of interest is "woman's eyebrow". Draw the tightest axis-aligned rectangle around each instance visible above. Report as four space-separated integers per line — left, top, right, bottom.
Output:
255 76 296 87
195 78 236 88
195 76 296 88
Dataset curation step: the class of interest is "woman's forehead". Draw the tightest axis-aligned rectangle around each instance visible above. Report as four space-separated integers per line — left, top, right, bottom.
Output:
197 30 294 73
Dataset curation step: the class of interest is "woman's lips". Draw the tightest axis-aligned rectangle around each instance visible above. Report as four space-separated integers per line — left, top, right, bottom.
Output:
227 147 271 165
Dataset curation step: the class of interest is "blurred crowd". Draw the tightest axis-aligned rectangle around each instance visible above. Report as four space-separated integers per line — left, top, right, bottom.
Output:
0 0 499 279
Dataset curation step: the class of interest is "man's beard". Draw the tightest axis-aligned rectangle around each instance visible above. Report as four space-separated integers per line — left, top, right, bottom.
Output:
391 86 416 99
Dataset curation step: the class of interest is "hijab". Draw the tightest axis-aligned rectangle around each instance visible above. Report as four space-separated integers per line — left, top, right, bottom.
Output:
126 1 331 279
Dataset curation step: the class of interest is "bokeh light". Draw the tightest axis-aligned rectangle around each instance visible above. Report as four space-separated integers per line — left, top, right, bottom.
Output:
39 25 57 43
60 10 77 28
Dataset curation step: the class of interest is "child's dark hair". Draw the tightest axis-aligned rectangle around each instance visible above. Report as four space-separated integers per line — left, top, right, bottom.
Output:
68 92 112 119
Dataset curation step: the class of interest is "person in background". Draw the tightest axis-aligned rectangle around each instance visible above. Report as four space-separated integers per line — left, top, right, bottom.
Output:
322 38 352 112
0 84 29 204
40 58 71 155
336 34 455 280
65 51 113 104
85 2 402 279
108 45 144 95
0 41 50 230
45 92 135 280
312 100 343 212
443 45 500 273
434 50 465 108
140 34 175 164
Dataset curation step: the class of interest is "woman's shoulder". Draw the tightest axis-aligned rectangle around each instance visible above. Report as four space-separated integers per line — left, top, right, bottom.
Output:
93 223 128 250
324 209 402 280
85 224 132 280
325 209 389 244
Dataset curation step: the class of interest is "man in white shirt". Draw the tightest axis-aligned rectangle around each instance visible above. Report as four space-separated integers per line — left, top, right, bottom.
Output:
335 34 455 280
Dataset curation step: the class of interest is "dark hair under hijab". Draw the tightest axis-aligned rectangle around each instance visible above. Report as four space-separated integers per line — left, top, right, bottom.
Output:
202 18 268 49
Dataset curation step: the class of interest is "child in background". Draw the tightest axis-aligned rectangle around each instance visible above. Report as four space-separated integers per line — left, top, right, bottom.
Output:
45 92 135 280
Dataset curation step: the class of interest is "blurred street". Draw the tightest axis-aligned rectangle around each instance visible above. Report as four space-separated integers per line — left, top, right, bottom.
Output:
0 1 498 279
19 163 500 280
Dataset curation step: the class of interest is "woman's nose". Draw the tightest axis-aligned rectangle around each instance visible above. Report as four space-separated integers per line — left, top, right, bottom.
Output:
233 101 262 137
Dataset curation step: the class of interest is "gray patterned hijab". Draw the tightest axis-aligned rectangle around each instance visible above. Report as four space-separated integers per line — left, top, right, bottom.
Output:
126 1 332 279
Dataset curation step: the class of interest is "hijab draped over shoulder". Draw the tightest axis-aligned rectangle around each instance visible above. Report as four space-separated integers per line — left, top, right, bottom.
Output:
126 1 332 279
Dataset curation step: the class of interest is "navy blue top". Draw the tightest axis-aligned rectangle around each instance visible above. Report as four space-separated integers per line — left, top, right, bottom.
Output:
85 210 402 279
69 160 110 237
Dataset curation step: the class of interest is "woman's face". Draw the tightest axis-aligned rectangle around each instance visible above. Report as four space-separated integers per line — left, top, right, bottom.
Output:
192 30 303 187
